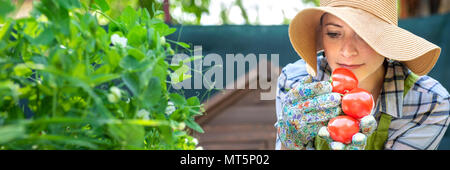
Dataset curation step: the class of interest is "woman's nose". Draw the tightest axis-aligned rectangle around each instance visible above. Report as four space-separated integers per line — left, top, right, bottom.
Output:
340 39 358 58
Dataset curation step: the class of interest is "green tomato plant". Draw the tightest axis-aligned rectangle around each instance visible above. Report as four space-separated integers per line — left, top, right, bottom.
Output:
0 0 204 150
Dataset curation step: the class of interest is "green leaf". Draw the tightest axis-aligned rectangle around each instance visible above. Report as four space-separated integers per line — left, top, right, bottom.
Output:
105 50 121 69
152 58 168 86
35 0 71 36
128 48 145 61
153 22 176 37
127 26 147 47
93 64 111 74
0 0 15 20
90 73 120 86
93 0 110 12
31 55 49 66
72 63 86 78
119 55 139 71
107 123 145 149
0 20 12 40
158 125 174 144
169 41 190 50
169 61 183 71
0 124 25 144
119 6 138 29
142 77 162 108
32 28 54 45
57 0 81 9
170 64 191 84
0 41 7 51
23 20 40 39
187 96 202 116
140 8 151 23
13 63 32 77
185 118 204 133
187 96 200 106
170 93 186 106
122 72 140 96
154 97 169 116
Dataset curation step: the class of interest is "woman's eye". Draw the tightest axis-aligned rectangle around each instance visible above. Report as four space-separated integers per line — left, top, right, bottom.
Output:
326 32 340 38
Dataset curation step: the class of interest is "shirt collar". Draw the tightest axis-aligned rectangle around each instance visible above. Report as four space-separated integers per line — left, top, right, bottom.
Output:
315 52 409 118
378 59 410 118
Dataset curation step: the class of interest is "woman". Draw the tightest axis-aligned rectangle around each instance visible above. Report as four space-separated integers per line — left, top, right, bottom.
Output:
275 0 450 150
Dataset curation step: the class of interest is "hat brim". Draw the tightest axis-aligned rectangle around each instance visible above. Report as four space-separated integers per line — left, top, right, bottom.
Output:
289 6 441 76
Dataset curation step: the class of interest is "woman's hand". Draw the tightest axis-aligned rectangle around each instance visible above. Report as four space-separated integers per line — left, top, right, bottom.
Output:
277 76 342 150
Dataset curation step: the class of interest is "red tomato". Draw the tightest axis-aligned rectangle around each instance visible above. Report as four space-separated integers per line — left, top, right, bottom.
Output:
331 68 358 94
327 115 360 144
342 88 374 119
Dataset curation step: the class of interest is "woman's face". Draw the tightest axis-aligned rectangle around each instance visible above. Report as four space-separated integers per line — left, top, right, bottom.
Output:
321 13 385 82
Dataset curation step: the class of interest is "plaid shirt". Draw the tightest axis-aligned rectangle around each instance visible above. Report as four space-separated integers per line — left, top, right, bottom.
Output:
275 51 450 150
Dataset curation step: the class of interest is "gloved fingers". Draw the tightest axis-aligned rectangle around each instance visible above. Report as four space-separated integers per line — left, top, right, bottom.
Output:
277 121 300 150
321 128 368 150
284 107 341 125
318 126 333 144
320 126 356 150
306 106 341 123
345 133 367 150
281 75 313 102
277 119 326 149
329 141 346 150
294 92 341 113
290 80 333 101
360 115 377 135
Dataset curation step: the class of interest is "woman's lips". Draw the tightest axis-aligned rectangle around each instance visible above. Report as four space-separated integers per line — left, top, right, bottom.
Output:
337 63 365 70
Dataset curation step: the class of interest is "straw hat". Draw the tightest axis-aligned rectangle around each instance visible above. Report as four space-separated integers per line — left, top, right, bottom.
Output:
288 0 441 77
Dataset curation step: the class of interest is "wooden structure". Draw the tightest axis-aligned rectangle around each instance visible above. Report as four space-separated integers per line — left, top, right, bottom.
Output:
192 60 280 150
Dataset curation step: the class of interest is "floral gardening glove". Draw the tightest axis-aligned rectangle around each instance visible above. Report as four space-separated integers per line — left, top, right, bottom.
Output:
277 76 342 150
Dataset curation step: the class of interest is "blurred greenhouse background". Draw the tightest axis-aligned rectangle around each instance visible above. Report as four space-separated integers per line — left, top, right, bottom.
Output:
9 0 450 150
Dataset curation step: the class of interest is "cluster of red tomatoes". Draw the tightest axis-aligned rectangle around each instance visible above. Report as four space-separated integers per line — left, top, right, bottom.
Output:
327 68 374 144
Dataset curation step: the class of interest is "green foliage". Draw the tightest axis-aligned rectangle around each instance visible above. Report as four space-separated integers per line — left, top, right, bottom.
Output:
0 0 204 150
95 0 210 25
139 0 211 25
174 0 210 25
0 0 15 22
302 0 320 6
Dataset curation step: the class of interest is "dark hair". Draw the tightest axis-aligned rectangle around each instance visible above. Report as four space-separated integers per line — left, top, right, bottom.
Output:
319 13 327 26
